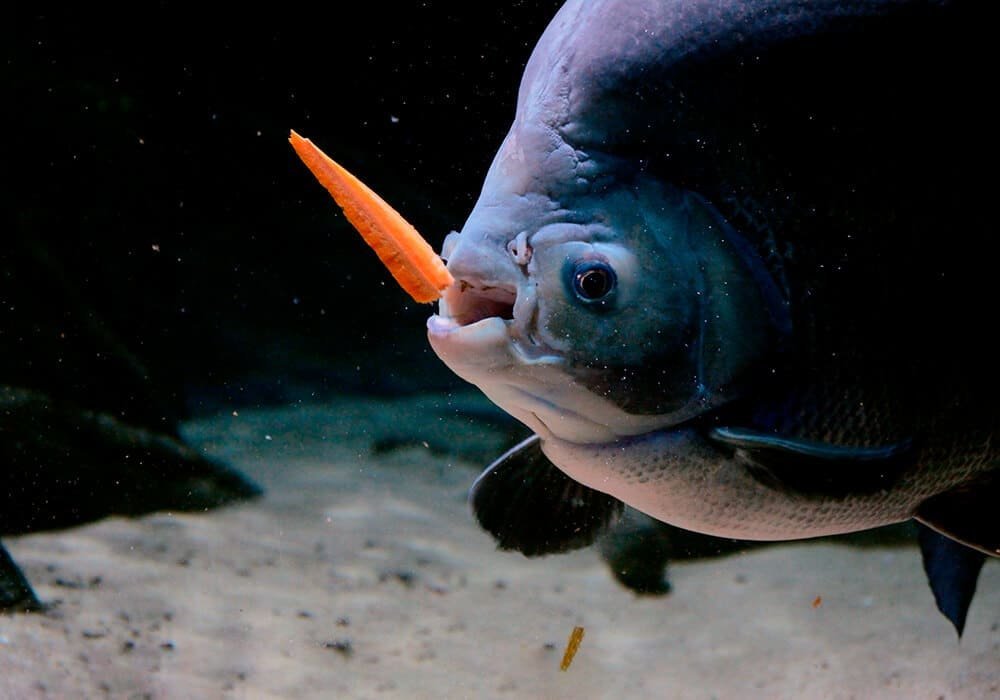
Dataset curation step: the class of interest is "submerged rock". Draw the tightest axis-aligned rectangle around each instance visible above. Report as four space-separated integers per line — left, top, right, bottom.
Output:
0 386 261 610
1 236 261 610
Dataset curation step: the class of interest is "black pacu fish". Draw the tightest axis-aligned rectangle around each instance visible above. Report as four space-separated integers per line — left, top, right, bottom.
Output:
423 0 998 635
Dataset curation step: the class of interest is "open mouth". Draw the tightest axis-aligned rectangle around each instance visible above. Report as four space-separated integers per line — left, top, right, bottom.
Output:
430 276 563 367
438 280 517 328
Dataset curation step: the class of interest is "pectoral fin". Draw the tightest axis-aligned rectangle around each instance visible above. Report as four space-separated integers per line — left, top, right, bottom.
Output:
469 434 624 557
708 426 913 498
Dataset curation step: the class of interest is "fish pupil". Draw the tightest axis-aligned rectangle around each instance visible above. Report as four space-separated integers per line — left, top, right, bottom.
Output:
573 262 616 301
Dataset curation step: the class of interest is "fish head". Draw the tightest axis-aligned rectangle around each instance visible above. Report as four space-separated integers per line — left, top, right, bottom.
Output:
427 0 792 447
428 118 788 446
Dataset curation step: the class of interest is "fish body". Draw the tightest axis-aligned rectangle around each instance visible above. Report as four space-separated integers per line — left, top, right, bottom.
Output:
425 0 998 632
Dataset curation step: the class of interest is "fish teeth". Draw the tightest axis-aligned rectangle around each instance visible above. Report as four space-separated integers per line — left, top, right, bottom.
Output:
426 315 459 334
437 295 452 319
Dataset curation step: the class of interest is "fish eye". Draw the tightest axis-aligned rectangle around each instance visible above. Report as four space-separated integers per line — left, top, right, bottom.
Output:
571 260 617 302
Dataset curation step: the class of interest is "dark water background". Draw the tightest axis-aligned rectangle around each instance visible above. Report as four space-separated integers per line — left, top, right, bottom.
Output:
3 9 999 694
5 2 564 419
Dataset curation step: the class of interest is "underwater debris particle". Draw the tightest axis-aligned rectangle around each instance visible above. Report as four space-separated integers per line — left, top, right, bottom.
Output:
325 639 354 657
378 570 417 588
812 596 823 609
559 626 585 671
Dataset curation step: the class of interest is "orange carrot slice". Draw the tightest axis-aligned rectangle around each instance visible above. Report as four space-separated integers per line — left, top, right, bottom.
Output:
289 130 453 303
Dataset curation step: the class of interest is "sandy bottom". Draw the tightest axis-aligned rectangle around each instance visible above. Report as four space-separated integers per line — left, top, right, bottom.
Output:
1 392 997 699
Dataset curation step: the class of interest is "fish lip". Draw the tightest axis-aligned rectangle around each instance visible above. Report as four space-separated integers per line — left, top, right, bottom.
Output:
426 313 510 350
426 313 462 335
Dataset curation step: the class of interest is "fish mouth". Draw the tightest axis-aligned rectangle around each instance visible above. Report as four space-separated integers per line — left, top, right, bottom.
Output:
427 277 561 365
437 279 516 327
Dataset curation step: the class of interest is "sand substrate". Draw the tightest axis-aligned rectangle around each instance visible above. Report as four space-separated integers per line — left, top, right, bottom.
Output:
1 393 997 699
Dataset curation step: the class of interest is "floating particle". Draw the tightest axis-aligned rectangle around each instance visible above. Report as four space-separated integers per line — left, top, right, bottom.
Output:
559 626 585 671
324 639 353 657
812 595 823 609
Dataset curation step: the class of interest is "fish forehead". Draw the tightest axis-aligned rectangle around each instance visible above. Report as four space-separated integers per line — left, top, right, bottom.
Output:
448 153 622 287
451 0 749 261
452 0 707 261
459 129 593 237
522 0 903 138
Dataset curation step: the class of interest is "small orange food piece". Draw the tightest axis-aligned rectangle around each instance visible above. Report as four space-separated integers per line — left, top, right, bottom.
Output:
812 595 823 609
289 130 453 303
560 625 585 671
